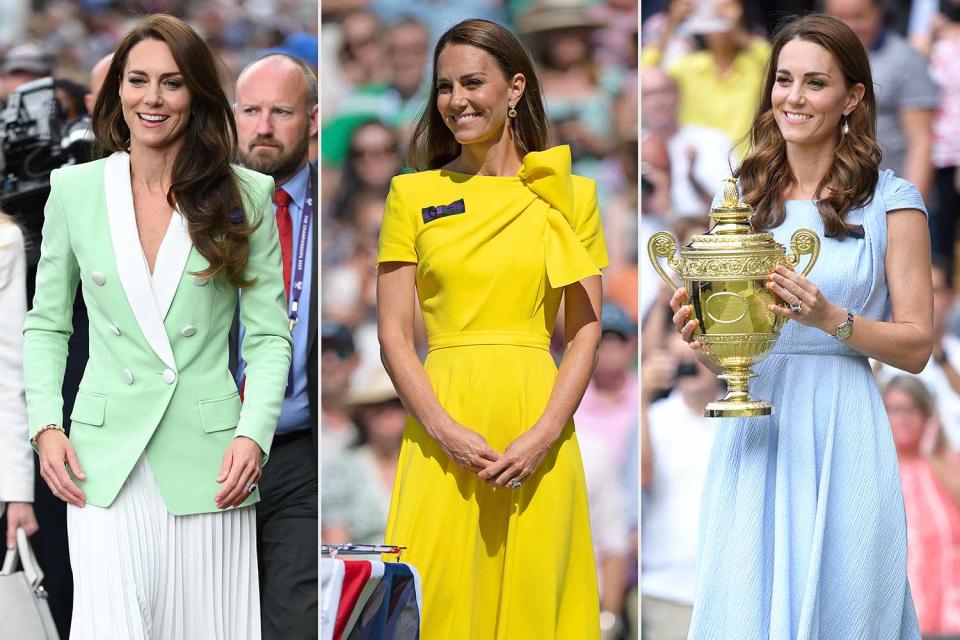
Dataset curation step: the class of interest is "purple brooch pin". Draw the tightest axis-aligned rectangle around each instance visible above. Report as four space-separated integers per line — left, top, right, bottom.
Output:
422 198 466 223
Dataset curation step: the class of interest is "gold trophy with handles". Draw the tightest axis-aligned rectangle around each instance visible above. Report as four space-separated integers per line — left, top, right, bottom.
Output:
648 179 820 417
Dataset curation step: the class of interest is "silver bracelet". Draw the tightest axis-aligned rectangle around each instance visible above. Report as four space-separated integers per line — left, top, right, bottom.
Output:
31 424 65 448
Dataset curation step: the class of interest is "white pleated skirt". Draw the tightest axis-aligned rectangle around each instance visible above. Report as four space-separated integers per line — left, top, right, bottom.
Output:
67 455 260 640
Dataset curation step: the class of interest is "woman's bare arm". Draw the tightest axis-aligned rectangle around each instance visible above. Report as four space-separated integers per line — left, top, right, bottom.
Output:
377 262 500 473
767 209 933 373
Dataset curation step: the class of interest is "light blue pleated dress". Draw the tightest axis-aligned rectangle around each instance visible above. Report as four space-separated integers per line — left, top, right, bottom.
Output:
687 170 925 640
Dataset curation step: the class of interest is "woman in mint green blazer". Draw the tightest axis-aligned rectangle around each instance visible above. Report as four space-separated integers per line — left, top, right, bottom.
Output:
22 15 291 638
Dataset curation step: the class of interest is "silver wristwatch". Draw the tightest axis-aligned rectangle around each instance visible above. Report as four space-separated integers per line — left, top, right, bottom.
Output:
833 309 854 341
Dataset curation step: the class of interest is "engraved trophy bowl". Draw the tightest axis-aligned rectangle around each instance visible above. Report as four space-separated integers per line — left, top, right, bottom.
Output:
647 178 820 417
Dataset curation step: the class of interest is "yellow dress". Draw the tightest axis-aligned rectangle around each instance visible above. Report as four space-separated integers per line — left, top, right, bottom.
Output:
376 146 608 639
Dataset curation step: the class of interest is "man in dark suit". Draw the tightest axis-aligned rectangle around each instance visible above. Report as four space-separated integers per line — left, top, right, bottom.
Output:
234 53 318 640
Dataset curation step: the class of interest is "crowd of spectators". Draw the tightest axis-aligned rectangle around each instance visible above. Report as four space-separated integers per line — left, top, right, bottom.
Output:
318 1 639 638
640 1 960 639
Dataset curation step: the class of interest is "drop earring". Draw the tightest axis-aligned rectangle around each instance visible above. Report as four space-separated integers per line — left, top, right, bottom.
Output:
508 105 517 118
841 116 849 135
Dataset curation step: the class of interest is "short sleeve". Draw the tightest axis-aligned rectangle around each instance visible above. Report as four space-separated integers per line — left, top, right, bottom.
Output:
881 170 928 216
573 178 610 270
897 45 940 110
376 177 417 266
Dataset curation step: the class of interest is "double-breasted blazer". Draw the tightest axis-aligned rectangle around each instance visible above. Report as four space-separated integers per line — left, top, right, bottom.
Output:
22 151 293 515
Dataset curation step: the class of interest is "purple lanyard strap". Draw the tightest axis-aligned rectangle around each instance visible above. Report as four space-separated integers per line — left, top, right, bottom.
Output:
288 180 312 332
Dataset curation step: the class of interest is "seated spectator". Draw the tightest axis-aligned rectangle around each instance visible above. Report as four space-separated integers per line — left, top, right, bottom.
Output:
321 322 360 452
321 11 399 165
882 376 960 636
337 9 390 90
386 17 431 141
877 258 960 450
603 74 639 279
642 64 734 218
641 132 672 218
518 0 620 165
641 329 722 640
827 0 939 200
642 0 770 147
321 364 407 545
604 192 640 324
332 120 402 222
574 302 638 473
323 190 384 328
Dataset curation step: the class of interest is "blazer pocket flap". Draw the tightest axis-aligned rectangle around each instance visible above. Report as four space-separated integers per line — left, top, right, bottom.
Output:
198 393 241 433
70 391 106 426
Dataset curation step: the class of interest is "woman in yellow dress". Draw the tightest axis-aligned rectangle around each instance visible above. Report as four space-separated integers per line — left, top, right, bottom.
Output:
376 18 609 640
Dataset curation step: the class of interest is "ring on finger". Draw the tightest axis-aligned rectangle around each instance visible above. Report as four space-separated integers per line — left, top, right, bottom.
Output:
790 298 803 313
246 483 258 493
507 478 522 489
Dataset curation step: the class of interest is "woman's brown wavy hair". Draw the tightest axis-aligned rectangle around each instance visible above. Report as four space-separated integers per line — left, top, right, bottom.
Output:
93 13 256 287
407 18 549 171
736 14 881 238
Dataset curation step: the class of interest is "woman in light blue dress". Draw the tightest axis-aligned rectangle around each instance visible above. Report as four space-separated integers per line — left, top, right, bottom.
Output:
670 15 933 640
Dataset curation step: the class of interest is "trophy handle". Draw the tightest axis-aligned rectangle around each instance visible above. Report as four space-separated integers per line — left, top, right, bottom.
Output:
786 229 820 277
647 231 682 293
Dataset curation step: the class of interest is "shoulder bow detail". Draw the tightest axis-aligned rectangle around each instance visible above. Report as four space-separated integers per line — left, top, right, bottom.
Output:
518 146 602 288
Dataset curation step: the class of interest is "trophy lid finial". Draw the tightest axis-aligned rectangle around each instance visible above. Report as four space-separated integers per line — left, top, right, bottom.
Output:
709 177 753 234
721 178 740 208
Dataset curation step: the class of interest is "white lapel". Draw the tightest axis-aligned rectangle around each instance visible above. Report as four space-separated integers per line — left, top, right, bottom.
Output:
151 209 192 321
103 152 177 370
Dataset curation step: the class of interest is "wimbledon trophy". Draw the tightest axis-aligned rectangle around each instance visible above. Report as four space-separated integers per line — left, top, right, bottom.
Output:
648 179 820 417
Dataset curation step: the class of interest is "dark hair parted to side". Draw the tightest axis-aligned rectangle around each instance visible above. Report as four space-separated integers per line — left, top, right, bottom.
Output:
736 14 881 239
407 19 549 171
92 13 256 288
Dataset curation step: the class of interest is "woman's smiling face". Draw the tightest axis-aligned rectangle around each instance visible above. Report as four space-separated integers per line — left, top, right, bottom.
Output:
435 44 523 148
119 38 192 152
771 38 863 149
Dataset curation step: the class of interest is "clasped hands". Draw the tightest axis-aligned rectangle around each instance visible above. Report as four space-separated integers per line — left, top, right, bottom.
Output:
435 419 554 489
36 429 263 510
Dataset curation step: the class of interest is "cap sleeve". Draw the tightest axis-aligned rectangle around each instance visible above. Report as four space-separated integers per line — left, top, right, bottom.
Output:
376 177 417 266
572 177 610 270
880 170 927 216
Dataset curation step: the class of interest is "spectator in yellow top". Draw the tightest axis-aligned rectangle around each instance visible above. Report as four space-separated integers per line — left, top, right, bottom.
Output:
642 0 770 146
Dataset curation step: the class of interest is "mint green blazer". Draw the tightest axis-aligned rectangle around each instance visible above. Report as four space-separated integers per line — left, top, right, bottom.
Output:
23 152 293 515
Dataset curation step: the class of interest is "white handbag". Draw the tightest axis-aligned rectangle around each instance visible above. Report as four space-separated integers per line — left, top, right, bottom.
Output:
0 526 60 639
